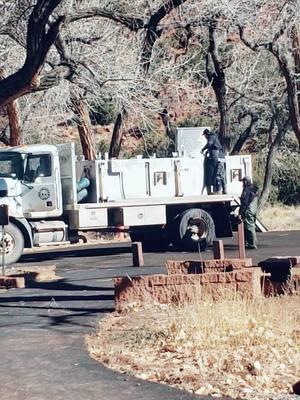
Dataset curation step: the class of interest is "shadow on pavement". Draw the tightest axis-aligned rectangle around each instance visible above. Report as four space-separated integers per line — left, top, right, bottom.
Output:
19 245 132 263
0 277 115 331
23 278 114 292
0 292 114 304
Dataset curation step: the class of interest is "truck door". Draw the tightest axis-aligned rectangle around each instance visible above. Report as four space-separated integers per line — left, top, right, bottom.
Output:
21 152 62 218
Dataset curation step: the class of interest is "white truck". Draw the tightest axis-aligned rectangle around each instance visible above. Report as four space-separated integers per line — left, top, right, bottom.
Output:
0 127 253 264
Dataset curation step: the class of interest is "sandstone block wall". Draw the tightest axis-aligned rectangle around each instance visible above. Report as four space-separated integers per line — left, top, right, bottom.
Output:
114 268 262 311
115 256 300 311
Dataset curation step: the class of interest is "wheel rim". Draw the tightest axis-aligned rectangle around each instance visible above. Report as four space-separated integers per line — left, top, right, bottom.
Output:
0 232 15 256
186 217 208 242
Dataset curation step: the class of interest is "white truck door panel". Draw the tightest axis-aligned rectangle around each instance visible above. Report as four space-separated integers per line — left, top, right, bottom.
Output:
22 152 62 218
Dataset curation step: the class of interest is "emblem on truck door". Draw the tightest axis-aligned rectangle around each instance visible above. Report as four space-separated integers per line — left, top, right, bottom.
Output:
38 188 50 200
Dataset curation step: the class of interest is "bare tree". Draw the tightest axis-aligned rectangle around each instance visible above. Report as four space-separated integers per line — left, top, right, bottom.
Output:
109 0 189 157
238 1 300 147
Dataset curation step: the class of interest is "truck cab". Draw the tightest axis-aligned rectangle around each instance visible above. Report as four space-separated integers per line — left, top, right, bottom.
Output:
0 144 65 264
0 144 62 219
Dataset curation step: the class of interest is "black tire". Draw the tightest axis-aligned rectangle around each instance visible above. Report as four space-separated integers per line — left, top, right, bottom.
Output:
172 208 215 251
129 226 169 252
0 223 24 264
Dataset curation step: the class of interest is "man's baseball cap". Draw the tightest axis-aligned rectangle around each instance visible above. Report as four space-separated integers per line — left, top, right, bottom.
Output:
241 176 252 183
203 129 210 136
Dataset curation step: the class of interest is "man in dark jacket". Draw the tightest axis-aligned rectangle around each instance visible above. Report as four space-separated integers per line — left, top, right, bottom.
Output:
201 129 224 194
239 176 259 249
214 147 227 194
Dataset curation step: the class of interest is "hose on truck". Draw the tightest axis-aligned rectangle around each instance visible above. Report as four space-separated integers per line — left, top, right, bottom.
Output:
77 177 90 203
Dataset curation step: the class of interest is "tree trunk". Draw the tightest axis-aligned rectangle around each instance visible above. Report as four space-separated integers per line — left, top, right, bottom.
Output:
230 114 257 155
258 115 287 210
206 24 230 152
71 96 96 160
216 84 230 151
290 25 300 146
291 25 300 108
159 107 171 137
109 110 127 158
7 100 22 146
0 69 22 146
274 52 300 147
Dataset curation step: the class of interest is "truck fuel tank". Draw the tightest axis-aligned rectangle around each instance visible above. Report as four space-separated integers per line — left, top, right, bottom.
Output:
30 220 68 246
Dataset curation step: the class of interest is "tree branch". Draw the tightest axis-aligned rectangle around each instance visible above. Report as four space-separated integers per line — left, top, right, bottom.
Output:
66 8 144 31
230 113 258 155
141 0 188 73
0 0 64 108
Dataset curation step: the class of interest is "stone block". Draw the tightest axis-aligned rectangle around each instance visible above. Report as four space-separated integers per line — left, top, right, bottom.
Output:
293 380 300 395
166 259 253 275
262 268 300 296
218 272 235 283
258 257 300 281
0 276 25 289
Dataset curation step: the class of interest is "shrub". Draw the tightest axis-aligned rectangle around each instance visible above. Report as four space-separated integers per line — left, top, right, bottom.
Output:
253 133 300 205
89 101 116 126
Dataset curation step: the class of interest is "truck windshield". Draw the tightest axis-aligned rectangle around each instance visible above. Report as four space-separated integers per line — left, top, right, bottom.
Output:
0 152 22 179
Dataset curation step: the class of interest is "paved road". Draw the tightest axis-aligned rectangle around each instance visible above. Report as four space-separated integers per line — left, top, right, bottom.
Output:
0 231 299 400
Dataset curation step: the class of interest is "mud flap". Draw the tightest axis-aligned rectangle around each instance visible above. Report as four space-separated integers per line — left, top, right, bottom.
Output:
255 218 268 232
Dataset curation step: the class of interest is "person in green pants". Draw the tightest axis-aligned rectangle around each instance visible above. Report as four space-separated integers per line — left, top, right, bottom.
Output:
239 176 259 249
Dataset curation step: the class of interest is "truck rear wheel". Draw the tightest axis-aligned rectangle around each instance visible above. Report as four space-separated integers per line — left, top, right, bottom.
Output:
0 223 24 265
172 208 215 251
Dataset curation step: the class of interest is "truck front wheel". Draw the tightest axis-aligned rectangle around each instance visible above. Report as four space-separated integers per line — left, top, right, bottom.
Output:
0 223 24 265
173 208 215 251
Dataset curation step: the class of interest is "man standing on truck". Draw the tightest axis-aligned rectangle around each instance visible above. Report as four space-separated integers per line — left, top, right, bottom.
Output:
239 176 259 249
215 147 227 194
201 129 224 194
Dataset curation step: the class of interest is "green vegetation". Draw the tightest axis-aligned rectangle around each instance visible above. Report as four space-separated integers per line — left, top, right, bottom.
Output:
253 134 300 205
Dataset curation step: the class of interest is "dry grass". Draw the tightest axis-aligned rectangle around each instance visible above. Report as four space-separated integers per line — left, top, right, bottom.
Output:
87 294 300 399
260 205 300 231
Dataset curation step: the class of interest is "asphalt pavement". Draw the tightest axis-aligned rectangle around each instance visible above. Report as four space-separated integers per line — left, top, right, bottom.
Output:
0 231 299 400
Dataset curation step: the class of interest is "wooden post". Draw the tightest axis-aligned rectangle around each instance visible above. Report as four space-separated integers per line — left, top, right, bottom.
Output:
213 240 225 260
132 242 144 267
238 221 246 259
